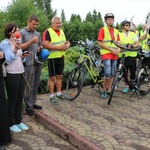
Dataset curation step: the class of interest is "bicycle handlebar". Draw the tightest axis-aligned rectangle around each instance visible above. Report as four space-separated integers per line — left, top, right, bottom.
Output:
137 50 150 58
73 40 100 54
111 40 141 51
72 40 88 47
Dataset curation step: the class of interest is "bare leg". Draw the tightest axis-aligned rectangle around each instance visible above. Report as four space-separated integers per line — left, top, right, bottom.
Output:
55 75 63 92
48 76 55 94
102 77 109 91
108 77 113 91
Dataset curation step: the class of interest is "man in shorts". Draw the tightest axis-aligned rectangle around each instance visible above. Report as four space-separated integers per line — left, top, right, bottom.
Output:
98 13 120 99
42 16 70 104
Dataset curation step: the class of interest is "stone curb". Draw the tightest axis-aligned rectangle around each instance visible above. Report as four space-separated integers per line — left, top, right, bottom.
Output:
35 111 102 150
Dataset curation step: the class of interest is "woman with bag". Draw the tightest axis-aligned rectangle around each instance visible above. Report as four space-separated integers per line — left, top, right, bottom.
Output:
0 51 11 149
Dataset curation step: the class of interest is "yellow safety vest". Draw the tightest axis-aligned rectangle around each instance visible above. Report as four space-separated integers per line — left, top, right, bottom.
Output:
119 31 137 57
135 30 139 37
100 26 119 55
142 34 150 51
47 28 66 59
139 30 146 46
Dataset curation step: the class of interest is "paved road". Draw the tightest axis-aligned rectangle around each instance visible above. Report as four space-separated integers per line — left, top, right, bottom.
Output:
5 83 150 150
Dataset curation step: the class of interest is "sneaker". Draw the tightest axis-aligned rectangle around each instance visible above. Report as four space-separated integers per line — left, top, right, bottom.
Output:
16 123 29 131
49 96 58 104
33 104 42 109
101 91 107 99
106 91 111 95
131 89 138 93
56 94 68 100
10 125 21 132
107 91 116 97
123 87 129 93
26 108 35 116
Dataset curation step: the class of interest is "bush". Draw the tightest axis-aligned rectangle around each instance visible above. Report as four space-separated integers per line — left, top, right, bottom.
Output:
38 71 49 94
38 46 81 94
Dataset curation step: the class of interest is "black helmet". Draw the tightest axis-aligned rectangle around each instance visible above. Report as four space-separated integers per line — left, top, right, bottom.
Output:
121 20 130 27
104 13 114 19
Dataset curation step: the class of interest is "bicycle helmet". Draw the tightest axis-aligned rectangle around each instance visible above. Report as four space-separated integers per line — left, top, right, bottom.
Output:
121 20 130 27
34 48 50 64
104 13 114 19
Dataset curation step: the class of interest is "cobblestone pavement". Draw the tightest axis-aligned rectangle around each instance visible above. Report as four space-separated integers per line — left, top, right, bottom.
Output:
5 83 150 150
36 84 150 150
5 118 78 150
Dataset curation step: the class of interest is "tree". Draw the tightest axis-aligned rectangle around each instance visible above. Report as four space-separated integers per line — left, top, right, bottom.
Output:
42 0 57 22
84 10 103 40
85 12 93 22
69 14 82 23
66 19 83 45
80 21 95 41
92 9 98 23
0 11 9 40
5 0 51 35
61 9 66 23
7 0 36 28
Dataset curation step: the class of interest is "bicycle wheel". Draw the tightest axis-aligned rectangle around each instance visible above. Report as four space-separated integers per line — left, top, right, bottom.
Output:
108 71 121 105
137 67 150 95
66 67 84 100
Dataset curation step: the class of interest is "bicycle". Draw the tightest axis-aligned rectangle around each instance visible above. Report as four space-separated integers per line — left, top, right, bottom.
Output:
136 49 150 93
66 40 104 100
108 40 150 105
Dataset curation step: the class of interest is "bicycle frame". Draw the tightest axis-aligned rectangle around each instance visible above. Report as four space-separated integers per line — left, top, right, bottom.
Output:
78 54 103 83
108 40 150 105
115 48 145 93
66 40 103 100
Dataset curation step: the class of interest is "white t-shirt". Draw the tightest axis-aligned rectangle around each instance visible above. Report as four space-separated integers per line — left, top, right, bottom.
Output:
6 49 24 74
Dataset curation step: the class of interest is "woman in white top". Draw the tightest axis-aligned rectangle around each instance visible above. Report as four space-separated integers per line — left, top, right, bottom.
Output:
0 22 29 133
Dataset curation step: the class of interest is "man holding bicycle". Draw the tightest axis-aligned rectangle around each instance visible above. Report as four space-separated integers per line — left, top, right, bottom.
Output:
98 13 120 99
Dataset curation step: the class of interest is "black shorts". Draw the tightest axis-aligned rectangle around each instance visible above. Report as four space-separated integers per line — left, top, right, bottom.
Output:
47 57 64 77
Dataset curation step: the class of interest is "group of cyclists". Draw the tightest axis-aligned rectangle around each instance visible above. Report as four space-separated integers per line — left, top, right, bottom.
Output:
97 13 150 99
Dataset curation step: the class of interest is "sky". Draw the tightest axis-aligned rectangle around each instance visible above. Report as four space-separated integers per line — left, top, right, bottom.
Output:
1 0 150 25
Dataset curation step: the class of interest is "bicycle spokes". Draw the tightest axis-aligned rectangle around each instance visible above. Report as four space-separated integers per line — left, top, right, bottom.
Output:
66 68 84 100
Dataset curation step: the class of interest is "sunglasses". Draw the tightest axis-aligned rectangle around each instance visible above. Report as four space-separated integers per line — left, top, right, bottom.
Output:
125 24 131 27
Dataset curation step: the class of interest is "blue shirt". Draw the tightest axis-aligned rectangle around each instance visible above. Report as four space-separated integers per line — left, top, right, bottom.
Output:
0 39 26 64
